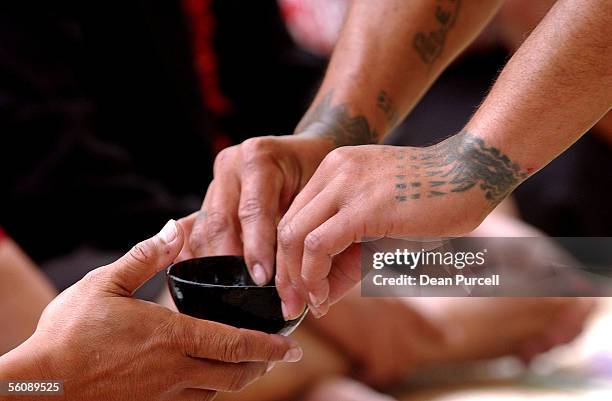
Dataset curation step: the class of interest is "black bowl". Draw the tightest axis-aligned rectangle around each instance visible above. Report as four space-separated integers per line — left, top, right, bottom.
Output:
166 256 306 335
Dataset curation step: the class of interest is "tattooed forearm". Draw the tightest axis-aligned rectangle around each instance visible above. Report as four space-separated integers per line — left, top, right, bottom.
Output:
392 131 527 205
296 91 379 146
413 0 461 66
376 90 398 126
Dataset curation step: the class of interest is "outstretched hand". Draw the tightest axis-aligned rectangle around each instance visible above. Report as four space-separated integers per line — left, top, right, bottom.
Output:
1 220 302 401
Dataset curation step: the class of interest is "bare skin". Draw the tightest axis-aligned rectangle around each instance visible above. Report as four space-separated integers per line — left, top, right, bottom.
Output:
175 2 609 396
187 0 508 292
213 295 592 401
180 0 611 320
0 221 302 401
0 239 55 354
275 0 612 317
210 211 593 401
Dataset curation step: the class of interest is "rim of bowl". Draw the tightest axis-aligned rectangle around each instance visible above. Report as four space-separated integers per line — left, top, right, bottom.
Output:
166 267 277 289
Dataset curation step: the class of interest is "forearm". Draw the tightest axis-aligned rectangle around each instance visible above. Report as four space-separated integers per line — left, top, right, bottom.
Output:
465 0 612 174
296 0 504 145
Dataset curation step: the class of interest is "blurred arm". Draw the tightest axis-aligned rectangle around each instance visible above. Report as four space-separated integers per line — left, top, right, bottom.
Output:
295 0 505 144
0 236 56 355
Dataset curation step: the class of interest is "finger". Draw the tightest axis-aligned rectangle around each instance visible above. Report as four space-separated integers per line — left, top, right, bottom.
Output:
190 175 243 257
277 162 329 225
177 212 198 236
275 265 306 322
184 359 267 392
277 191 338 288
278 148 342 225
238 163 283 286
300 210 357 309
175 314 303 363
273 162 335 320
175 389 216 401
176 212 198 262
327 244 363 306
98 219 184 295
276 192 337 319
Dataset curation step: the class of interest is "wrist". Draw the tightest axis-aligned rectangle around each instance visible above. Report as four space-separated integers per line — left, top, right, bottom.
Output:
294 89 385 147
0 333 56 381
280 134 338 185
417 131 528 232
453 129 527 205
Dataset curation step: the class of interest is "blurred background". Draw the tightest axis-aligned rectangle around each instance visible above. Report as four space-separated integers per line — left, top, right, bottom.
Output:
1 0 611 400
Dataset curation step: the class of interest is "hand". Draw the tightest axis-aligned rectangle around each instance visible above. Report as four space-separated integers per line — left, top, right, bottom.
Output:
276 133 526 318
0 220 302 401
186 135 335 286
305 290 447 387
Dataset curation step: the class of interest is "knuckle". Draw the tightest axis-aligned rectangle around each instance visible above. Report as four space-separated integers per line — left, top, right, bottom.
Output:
222 332 249 362
169 316 218 360
332 147 353 162
242 138 276 171
241 137 274 157
81 268 104 288
188 232 204 254
277 223 297 251
304 231 325 254
238 198 268 224
274 271 289 288
162 314 190 350
213 147 236 174
324 148 347 166
203 212 231 242
129 241 153 266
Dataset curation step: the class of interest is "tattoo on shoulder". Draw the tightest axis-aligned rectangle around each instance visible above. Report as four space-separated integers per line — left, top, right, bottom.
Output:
392 131 527 205
296 91 379 146
413 0 461 66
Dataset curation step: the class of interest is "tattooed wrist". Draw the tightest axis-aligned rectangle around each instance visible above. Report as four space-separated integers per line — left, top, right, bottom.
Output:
392 131 527 205
295 91 380 147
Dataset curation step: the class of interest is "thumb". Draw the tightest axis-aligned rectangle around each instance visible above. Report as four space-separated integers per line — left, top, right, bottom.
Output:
102 219 184 296
327 244 362 306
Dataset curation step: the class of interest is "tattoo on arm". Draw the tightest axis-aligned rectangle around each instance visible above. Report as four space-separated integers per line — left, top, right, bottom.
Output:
393 131 527 205
296 91 380 146
413 0 461 66
376 90 398 126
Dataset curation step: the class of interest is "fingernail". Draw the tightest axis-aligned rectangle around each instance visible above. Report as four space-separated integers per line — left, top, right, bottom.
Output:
158 219 178 244
308 292 323 307
266 362 276 373
281 301 290 320
252 263 267 286
282 347 303 363
282 301 303 321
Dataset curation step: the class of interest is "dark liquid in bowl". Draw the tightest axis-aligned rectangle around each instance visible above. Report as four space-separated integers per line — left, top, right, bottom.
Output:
166 256 305 335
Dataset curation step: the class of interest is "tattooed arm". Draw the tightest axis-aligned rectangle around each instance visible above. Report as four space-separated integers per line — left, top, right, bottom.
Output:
295 0 505 144
276 0 612 318
183 0 506 285
464 0 611 175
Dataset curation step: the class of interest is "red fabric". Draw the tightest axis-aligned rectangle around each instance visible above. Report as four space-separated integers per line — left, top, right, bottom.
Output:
277 0 348 56
183 0 232 117
183 0 234 155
